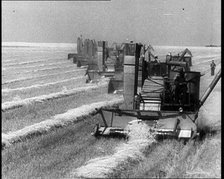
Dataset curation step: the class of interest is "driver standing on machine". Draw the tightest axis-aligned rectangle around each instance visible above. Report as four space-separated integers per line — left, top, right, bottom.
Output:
174 68 188 105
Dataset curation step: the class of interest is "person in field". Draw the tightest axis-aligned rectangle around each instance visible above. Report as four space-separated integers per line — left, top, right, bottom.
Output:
210 60 216 76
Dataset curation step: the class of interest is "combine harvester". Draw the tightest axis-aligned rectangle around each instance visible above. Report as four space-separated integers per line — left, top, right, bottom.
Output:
72 36 124 92
67 36 101 67
166 48 193 71
86 41 194 94
86 41 157 94
75 37 98 67
85 41 116 82
92 42 221 140
85 41 125 93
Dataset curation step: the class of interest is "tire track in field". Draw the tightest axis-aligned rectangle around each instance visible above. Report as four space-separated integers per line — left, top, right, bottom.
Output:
2 58 66 67
2 69 86 85
2 55 64 63
2 64 77 76
2 76 85 94
3 61 71 70
2 80 108 111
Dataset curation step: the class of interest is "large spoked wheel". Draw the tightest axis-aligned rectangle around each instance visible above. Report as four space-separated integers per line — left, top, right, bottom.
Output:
77 60 81 67
92 124 100 137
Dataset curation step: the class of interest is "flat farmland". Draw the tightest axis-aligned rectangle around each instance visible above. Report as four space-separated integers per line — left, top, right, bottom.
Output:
1 44 115 133
2 45 221 178
2 54 90 102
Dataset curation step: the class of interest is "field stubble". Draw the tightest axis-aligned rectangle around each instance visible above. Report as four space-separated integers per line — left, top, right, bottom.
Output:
2 114 125 179
107 133 220 178
2 68 86 89
2 76 87 103
2 84 113 133
2 64 84 85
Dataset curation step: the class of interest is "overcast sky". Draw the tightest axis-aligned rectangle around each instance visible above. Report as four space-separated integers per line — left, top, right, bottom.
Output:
2 0 221 46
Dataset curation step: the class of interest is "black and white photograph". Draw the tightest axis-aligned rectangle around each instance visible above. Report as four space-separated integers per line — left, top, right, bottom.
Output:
2 0 221 178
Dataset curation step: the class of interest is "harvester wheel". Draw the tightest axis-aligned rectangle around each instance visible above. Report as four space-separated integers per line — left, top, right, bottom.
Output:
77 60 81 67
178 138 189 145
108 79 115 93
92 124 100 137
